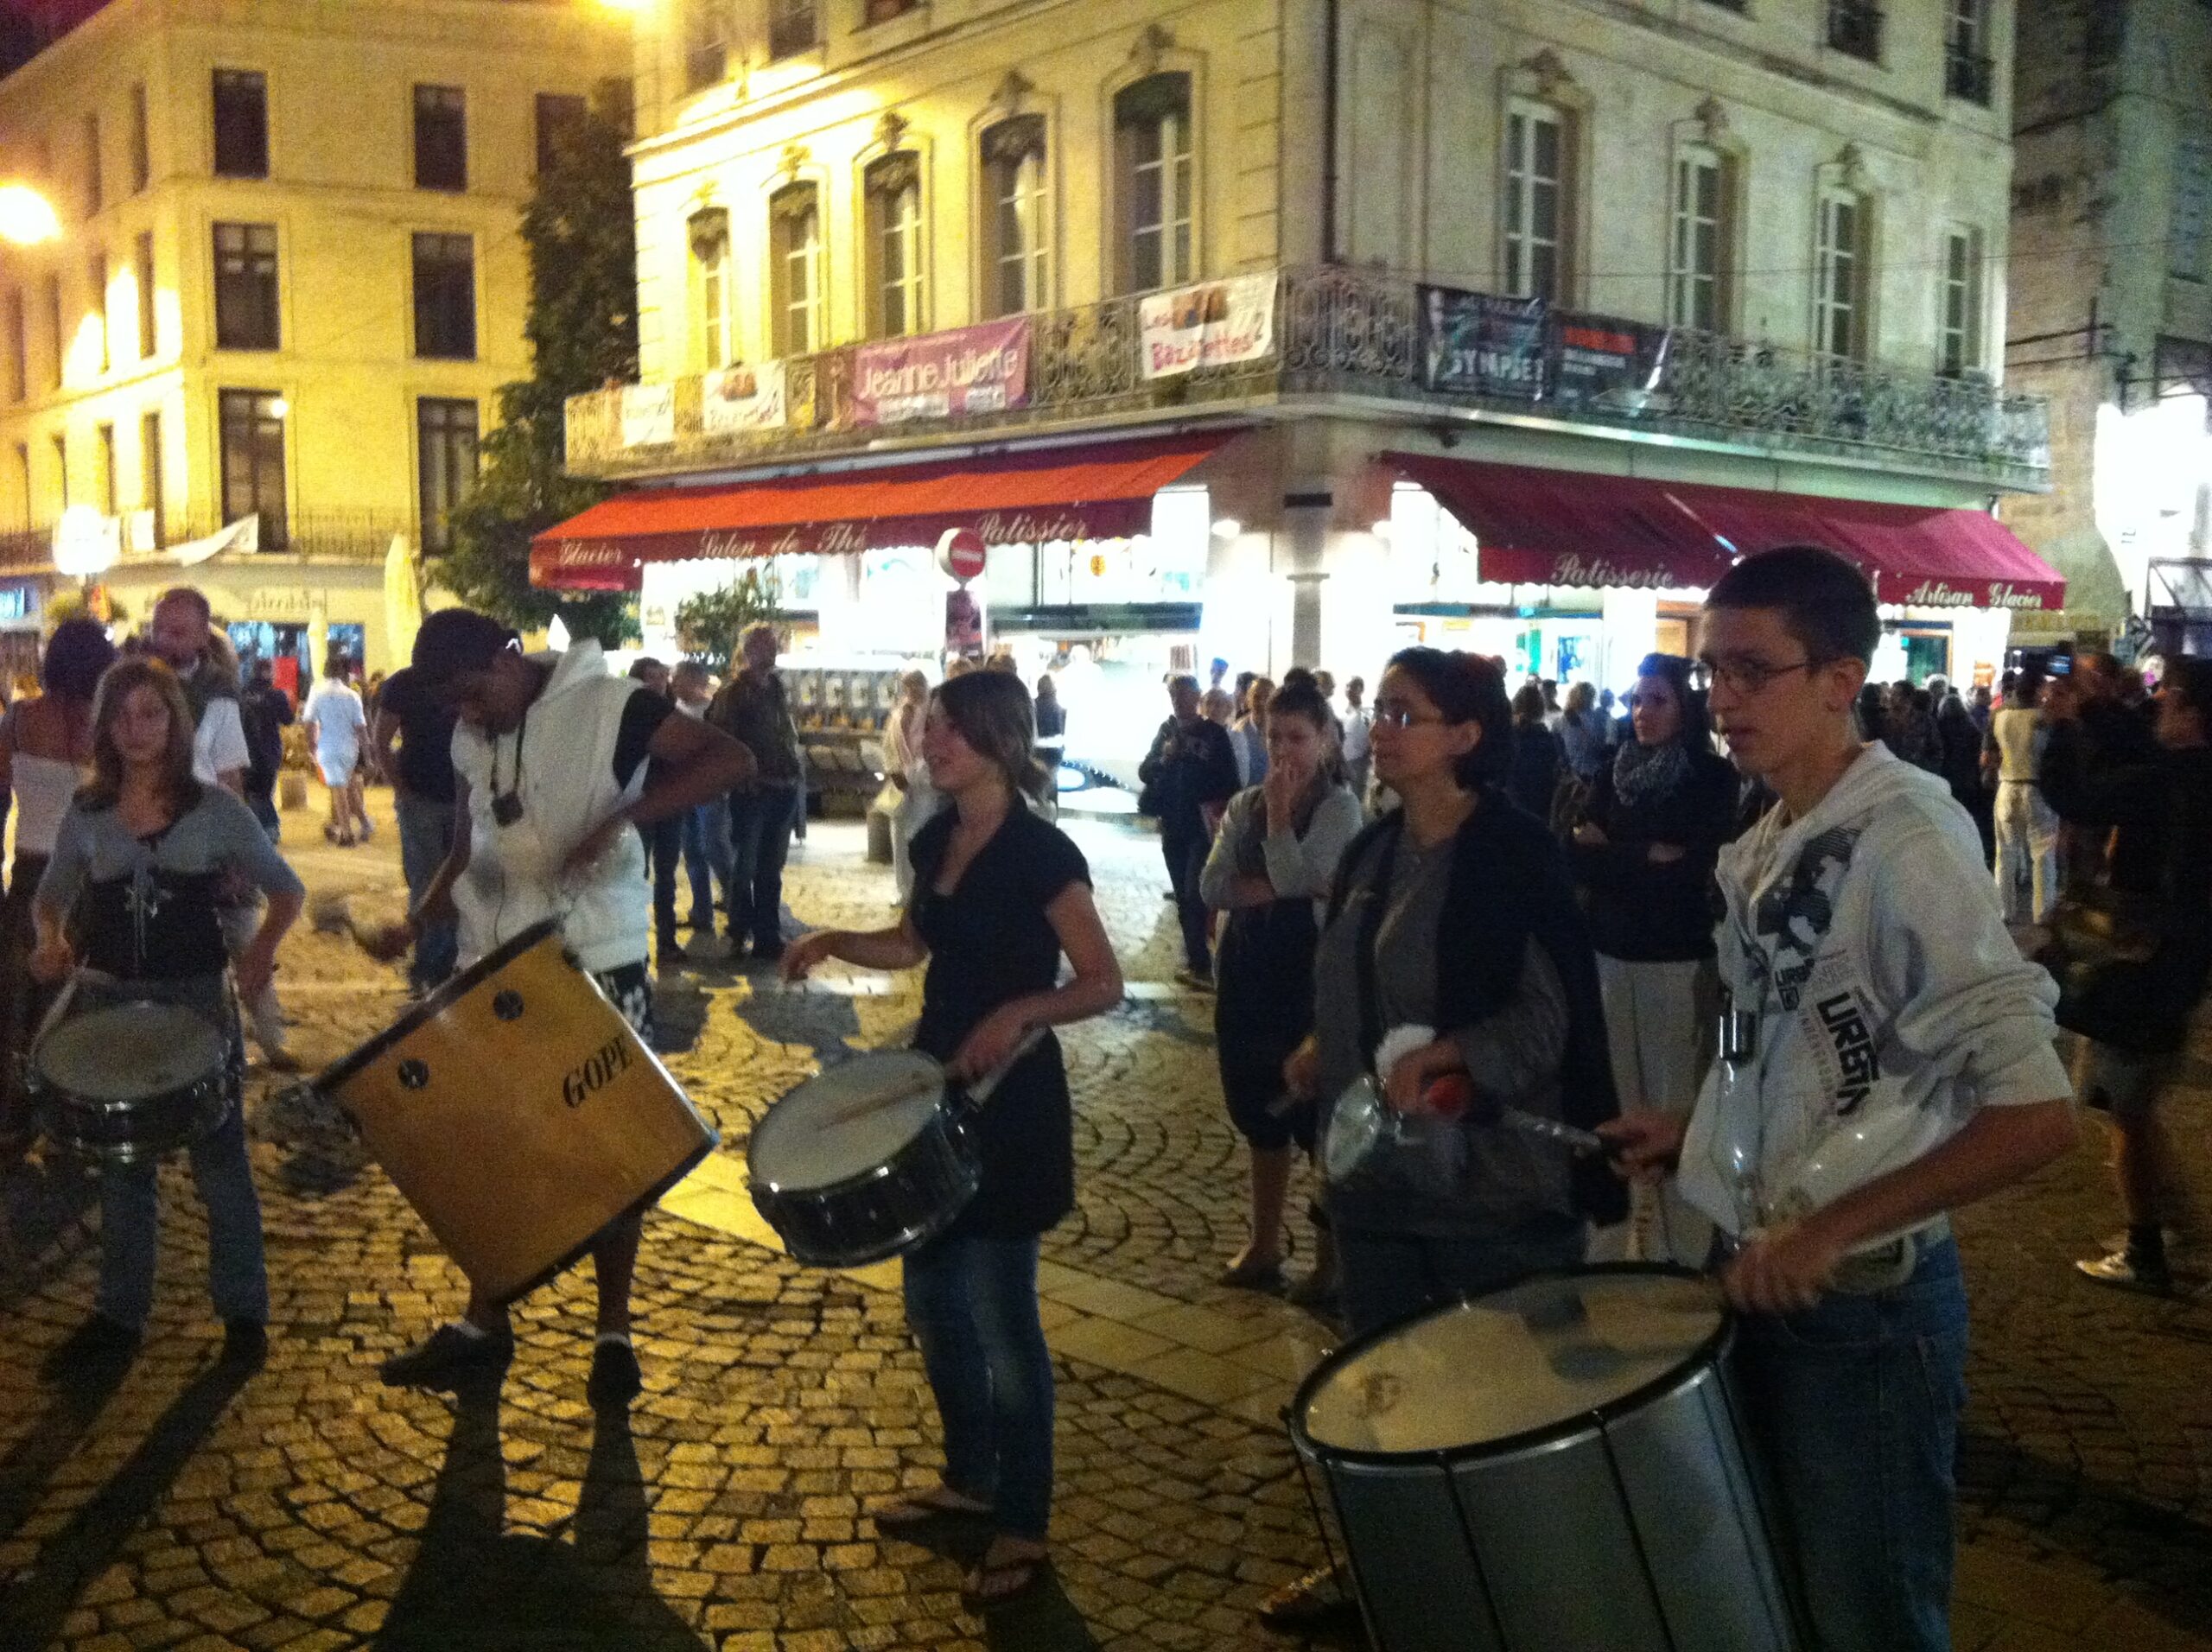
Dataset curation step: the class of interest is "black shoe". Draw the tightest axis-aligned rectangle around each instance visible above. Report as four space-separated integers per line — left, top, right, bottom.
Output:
750 939 785 965
222 1318 269 1369
684 912 714 932
41 1315 142 1385
658 937 688 963
379 1323 515 1389
587 1339 642 1408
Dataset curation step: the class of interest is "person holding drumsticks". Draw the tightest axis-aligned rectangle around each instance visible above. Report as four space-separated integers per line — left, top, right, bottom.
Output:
373 608 753 1407
31 658 305 1382
1600 548 2075 1652
782 670 1122 1611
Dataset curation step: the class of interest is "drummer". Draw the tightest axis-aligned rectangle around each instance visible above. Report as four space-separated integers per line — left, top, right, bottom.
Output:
1601 546 2075 1651
781 670 1122 1610
374 608 753 1407
1263 647 1624 1633
30 657 305 1382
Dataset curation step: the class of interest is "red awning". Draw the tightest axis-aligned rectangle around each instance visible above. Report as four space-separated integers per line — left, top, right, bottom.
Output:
1385 453 2065 611
532 431 1236 592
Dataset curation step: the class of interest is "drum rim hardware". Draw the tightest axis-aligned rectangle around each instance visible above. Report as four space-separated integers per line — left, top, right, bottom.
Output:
29 978 238 1165
1287 1261 1732 1468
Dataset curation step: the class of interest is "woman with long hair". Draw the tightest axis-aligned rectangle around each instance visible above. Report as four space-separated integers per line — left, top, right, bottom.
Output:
1503 681 1561 820
1199 677 1363 1291
1570 652 1739 1262
29 658 303 1381
782 670 1122 1607
0 619 117 1153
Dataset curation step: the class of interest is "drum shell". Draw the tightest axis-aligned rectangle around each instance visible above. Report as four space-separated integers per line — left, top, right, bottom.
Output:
33 1066 232 1165
1290 1265 1800 1652
315 919 716 1304
750 1096 980 1268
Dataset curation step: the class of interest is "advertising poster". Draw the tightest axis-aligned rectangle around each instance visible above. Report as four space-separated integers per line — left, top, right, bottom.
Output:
1139 274 1278 378
702 361 787 434
1420 287 1547 399
1550 312 1672 409
619 382 676 448
853 318 1031 425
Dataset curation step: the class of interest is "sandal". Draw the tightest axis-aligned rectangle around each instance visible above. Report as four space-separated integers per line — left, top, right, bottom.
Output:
1217 1255 1285 1291
963 1546 1049 1609
872 1489 993 1529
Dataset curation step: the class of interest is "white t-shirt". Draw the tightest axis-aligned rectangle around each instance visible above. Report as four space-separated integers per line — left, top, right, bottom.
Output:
192 697 251 788
304 679 367 763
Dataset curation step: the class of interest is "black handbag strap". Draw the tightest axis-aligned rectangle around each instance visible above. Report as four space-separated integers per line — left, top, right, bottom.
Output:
1352 820 1404 1080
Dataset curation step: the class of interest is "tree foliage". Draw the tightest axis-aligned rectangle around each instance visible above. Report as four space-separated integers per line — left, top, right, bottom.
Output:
439 92 639 645
674 565 783 672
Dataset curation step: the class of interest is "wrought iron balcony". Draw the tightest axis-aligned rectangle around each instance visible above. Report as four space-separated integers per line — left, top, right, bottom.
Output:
143 511 417 563
1946 44 1994 105
1827 0 1883 60
565 265 2050 491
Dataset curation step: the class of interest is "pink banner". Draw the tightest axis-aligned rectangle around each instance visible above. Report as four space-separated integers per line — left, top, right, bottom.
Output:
852 318 1031 426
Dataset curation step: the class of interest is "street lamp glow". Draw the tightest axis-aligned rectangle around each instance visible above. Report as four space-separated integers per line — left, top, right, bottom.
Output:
268 397 290 419
0 183 60 246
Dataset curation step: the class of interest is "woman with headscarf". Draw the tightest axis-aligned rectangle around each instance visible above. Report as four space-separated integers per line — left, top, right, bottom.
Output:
1570 652 1739 1262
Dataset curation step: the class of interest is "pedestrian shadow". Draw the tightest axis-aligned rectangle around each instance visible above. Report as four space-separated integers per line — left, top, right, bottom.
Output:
0 1381 125 1554
1957 1426 2212 1635
253 1080 367 1198
375 1380 703 1651
0 1153 98 1309
0 1354 255 1649
649 973 709 1058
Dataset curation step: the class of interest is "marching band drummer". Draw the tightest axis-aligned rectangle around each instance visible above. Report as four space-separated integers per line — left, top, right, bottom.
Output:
781 670 1122 1611
373 608 753 1408
32 658 305 1382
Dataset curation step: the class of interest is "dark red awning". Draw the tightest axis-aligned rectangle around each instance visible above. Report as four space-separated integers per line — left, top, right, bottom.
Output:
531 431 1236 591
1385 453 2065 611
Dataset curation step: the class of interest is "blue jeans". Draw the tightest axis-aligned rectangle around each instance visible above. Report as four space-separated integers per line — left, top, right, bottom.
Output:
1161 829 1211 974
727 785 798 951
681 798 730 926
641 815 684 944
1730 1236 1968 1652
99 1102 269 1331
902 1234 1055 1541
1337 1216 1588 1338
395 791 459 993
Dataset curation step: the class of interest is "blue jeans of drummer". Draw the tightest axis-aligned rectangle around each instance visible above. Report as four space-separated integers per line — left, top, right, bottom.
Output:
395 791 459 993
1337 1216 1588 1338
1729 1236 1968 1652
902 1234 1054 1541
98 1102 269 1332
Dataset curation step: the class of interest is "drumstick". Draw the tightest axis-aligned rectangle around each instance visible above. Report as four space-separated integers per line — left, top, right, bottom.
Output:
817 1073 943 1128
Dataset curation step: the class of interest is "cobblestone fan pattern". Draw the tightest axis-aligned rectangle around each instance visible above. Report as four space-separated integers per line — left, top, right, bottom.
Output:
2 807 2211 1649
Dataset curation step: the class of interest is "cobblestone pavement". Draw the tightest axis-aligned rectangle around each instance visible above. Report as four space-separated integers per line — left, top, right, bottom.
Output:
0 798 2209 1650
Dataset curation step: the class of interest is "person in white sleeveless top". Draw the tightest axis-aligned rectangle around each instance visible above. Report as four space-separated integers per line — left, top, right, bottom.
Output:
373 609 753 1407
1986 669 2058 925
0 619 117 1153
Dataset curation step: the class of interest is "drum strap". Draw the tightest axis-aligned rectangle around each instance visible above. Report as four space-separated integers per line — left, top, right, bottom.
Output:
1352 822 1402 1081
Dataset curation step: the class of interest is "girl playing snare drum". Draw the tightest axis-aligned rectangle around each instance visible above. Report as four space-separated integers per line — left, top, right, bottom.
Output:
782 670 1122 1610
31 657 305 1382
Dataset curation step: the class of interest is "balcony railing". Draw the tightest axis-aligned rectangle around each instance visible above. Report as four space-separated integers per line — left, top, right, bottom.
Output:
1946 44 1994 104
567 265 2050 489
144 511 416 562
1827 0 1883 60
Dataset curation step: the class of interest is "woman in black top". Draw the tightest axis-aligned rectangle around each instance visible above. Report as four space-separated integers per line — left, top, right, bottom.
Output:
1569 652 1738 1262
1504 681 1562 822
784 670 1122 1608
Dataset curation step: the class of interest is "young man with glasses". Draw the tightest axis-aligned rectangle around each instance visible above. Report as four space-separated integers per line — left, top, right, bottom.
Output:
1602 545 2075 1650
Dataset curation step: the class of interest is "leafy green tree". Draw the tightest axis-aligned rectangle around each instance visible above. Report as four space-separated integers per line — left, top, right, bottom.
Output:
674 565 783 672
439 92 638 645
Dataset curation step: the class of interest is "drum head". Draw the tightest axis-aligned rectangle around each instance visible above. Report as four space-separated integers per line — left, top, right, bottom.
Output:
36 1002 227 1102
750 1052 948 1191
1298 1268 1725 1457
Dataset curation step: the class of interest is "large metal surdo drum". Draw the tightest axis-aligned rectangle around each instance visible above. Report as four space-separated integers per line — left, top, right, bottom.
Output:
314 918 716 1305
1289 1264 1801 1652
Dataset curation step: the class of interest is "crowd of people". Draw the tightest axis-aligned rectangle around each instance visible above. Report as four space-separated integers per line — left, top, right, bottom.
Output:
5 553 2209 1643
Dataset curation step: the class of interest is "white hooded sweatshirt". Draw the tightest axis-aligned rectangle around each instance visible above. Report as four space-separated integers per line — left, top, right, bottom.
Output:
1677 743 2069 1252
448 641 652 975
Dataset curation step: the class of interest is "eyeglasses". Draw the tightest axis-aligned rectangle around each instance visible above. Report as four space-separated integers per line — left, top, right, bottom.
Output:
1698 656 1831 696
1370 698 1447 729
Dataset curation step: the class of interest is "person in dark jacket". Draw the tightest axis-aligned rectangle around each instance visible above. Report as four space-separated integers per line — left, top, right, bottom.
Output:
1931 675 1993 860
2042 656 2212 1293
1137 674 1239 988
1503 682 1560 821
1569 654 1738 1262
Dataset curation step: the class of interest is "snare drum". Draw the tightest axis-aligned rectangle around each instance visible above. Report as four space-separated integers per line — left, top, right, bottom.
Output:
748 1051 980 1268
315 918 716 1305
1290 1264 1801 1652
31 999 234 1165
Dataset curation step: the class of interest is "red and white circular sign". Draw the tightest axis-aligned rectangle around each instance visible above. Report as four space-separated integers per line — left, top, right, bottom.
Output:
937 526 987 583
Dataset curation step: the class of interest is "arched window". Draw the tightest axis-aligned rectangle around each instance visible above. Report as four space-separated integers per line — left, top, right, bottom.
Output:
769 182 822 356
689 208 733 370
981 117 1048 316
863 155 925 339
1113 73 1193 294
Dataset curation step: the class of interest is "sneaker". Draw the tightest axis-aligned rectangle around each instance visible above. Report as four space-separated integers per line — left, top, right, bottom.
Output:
2076 1249 2173 1293
1258 1564 1360 1632
221 1318 269 1369
41 1314 142 1384
587 1340 643 1408
1173 967 1215 993
379 1323 515 1388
